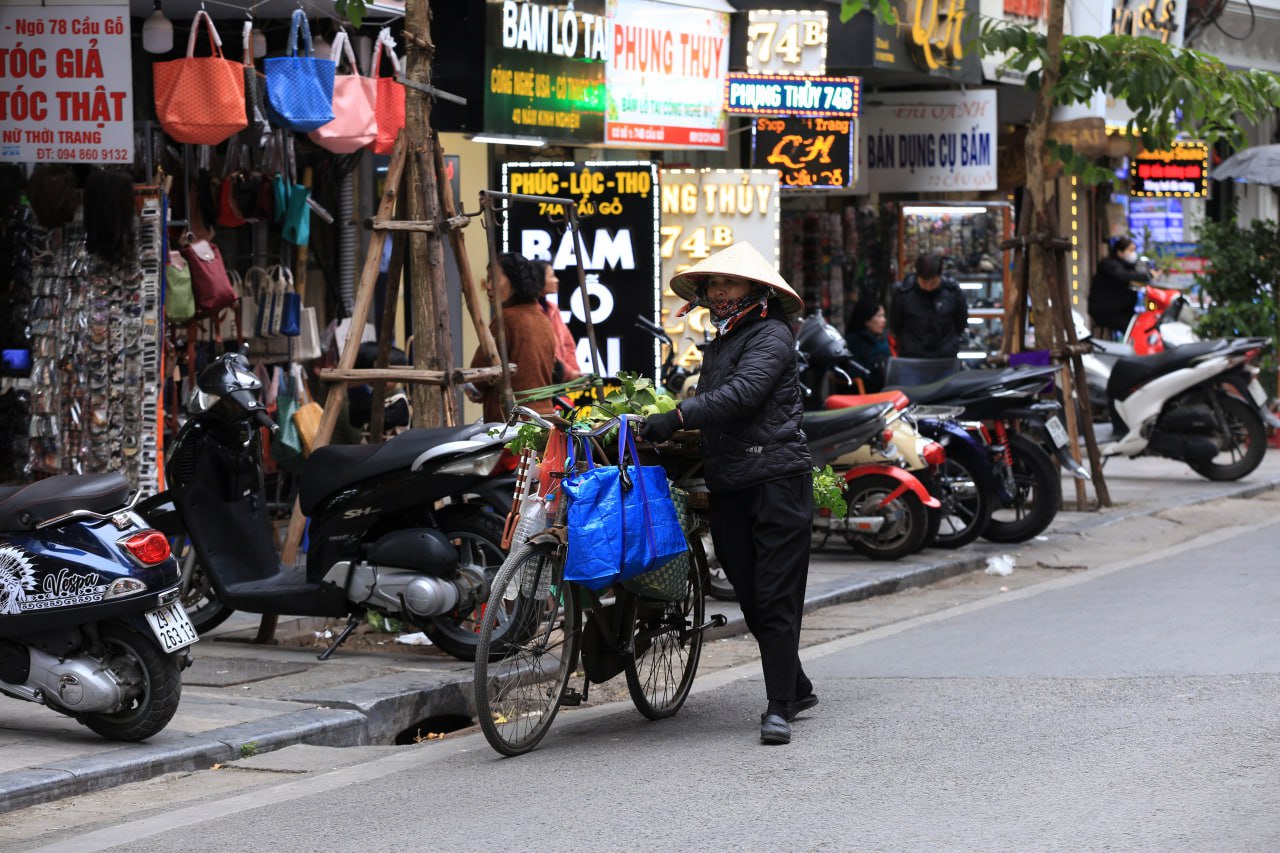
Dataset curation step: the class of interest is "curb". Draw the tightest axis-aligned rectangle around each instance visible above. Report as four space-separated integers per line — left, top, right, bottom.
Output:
3 470 1278 812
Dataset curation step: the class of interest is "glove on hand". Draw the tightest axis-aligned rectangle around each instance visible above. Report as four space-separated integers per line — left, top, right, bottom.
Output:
639 409 681 443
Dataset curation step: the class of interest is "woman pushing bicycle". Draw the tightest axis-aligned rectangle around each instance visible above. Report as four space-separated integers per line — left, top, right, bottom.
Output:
640 242 817 746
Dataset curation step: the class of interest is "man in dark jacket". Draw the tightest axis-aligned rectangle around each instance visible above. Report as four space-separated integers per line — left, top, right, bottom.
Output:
889 253 969 358
640 241 816 747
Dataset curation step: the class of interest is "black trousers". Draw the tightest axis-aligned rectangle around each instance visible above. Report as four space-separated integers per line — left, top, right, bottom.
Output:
710 472 813 704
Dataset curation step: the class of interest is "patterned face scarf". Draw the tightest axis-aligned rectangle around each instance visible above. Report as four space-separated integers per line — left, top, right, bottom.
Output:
677 281 770 334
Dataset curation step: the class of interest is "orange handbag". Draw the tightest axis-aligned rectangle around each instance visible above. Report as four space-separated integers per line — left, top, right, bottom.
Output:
153 11 247 145
370 29 405 155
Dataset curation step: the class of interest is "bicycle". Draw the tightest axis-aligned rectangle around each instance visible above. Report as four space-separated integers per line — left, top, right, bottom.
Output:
474 407 722 756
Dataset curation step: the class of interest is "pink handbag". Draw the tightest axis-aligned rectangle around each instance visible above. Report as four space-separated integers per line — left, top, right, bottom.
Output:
308 31 377 153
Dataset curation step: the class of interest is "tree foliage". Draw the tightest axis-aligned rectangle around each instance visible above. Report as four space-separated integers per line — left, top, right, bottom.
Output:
336 0 370 27
1193 218 1280 390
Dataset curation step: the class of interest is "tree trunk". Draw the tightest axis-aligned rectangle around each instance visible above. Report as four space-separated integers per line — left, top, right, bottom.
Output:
1023 0 1067 350
403 0 453 426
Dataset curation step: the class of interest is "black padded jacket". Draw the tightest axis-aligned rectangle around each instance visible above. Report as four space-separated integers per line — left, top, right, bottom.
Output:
678 311 811 493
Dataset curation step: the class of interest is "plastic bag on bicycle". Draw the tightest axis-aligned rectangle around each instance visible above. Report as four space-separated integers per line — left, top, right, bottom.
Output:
562 419 685 591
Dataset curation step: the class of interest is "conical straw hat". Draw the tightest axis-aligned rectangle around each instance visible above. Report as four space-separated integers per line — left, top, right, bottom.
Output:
670 241 804 316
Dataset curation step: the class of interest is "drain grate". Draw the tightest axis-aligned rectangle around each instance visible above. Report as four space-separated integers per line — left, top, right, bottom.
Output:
394 714 474 744
183 658 312 687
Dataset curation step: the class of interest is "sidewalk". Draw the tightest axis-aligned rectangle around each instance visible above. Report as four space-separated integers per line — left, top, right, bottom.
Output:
3 452 1278 812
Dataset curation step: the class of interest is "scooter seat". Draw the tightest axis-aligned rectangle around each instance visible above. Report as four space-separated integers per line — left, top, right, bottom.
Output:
802 402 894 441
825 390 911 411
0 473 131 531
888 368 1015 405
299 423 494 516
1106 340 1227 401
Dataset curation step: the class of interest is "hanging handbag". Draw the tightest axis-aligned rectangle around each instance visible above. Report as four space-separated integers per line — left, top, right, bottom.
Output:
279 268 301 336
266 265 291 337
290 364 324 456
153 11 248 145
264 10 336 132
282 182 311 246
165 251 196 323
242 22 270 143
215 141 248 228
308 31 377 153
240 265 268 340
370 29 405 155
270 367 305 473
294 306 322 361
181 237 238 319
562 419 687 591
216 269 248 343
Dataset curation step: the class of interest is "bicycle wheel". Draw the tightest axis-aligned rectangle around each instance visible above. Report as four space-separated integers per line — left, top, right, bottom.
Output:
623 549 706 720
474 541 581 757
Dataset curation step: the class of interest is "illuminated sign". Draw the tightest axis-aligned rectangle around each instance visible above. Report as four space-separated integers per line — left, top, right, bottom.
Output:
503 161 660 377
483 0 607 144
746 9 829 75
724 74 861 118
751 116 855 189
867 0 981 82
658 169 780 366
0 5 133 164
604 0 729 149
1129 143 1208 197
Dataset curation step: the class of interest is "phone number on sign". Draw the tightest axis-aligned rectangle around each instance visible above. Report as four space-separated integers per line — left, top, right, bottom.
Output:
36 148 130 162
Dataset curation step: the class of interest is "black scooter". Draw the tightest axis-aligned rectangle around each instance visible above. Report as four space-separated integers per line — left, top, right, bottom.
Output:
141 352 515 661
0 474 195 740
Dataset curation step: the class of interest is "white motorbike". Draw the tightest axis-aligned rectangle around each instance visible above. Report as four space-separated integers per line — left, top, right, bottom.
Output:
1077 312 1276 480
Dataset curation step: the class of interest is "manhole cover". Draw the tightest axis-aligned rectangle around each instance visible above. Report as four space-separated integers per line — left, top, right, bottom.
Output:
184 658 312 687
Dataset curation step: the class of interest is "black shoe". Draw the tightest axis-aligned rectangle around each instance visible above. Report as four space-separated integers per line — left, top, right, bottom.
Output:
787 693 819 722
760 713 791 745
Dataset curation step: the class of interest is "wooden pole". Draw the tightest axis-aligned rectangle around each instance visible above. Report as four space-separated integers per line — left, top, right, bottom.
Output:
404 0 452 428
433 138 499 368
271 136 410 602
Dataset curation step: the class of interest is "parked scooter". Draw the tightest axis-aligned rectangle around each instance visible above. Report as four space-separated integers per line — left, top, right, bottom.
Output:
1125 281 1199 355
829 364 1082 543
140 352 514 661
1077 323 1275 480
0 474 195 740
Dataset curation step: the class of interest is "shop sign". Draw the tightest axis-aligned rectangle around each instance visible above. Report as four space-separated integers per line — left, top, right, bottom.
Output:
658 169 780 366
746 9 830 75
0 4 133 164
1113 0 1182 44
866 0 982 83
503 161 659 377
750 116 855 190
724 73 861 118
1129 142 1207 197
484 0 607 144
604 0 729 150
853 89 997 193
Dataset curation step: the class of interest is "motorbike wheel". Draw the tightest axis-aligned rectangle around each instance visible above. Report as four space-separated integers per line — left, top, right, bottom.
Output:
931 457 993 549
422 509 509 662
175 535 235 635
982 433 1061 544
842 474 929 561
1188 393 1267 482
81 623 182 742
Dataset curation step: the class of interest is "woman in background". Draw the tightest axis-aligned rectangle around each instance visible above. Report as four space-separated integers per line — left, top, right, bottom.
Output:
531 260 581 381
467 253 557 422
1089 236 1159 340
845 296 891 393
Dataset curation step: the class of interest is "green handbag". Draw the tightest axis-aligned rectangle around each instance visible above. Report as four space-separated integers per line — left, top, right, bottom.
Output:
165 259 196 323
269 370 306 473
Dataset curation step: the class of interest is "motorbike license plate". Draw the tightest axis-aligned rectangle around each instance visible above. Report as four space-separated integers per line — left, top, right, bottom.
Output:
1045 415 1070 448
1247 379 1267 407
145 602 199 653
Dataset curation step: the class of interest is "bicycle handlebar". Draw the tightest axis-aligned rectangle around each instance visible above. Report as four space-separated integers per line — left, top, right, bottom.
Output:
508 405 643 437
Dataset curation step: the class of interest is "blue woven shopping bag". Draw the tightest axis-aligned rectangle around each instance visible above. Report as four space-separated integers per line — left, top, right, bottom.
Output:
562 418 686 591
264 10 335 132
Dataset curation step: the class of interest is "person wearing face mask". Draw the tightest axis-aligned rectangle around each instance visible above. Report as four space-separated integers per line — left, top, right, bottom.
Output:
639 242 816 747
1089 236 1159 340
845 294 891 392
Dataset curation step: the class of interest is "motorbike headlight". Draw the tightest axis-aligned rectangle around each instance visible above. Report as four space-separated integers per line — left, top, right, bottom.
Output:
437 448 505 476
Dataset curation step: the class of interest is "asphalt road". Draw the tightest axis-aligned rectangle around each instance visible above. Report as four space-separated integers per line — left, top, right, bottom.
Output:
22 516 1280 853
